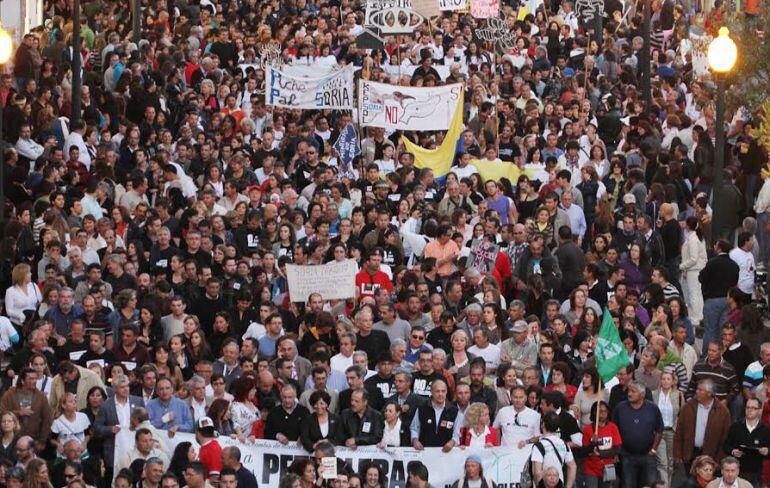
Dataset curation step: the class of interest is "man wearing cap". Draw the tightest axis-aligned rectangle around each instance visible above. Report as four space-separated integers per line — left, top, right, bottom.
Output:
196 417 223 483
499 320 538 376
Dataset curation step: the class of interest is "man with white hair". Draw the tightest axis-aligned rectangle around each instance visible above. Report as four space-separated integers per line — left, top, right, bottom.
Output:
354 308 391 370
186 376 211 422
94 374 144 480
674 379 731 474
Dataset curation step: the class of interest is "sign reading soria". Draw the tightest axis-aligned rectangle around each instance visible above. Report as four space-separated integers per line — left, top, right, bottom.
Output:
265 65 354 109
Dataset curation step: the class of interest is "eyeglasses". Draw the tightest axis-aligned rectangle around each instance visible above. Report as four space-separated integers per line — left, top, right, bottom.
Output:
64 474 77 479
411 335 425 340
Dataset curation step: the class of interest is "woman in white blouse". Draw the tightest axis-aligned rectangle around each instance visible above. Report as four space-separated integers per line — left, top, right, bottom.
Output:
378 402 409 448
229 376 259 443
652 371 684 486
4 263 42 327
680 217 708 324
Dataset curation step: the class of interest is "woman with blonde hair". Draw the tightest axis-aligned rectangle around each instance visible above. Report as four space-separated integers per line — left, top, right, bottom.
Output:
0 411 20 461
447 329 474 382
681 455 717 488
653 370 684 485
5 263 42 327
50 392 91 453
459 402 500 447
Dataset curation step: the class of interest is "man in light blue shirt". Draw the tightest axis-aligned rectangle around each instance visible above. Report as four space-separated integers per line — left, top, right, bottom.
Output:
146 377 194 433
560 192 587 243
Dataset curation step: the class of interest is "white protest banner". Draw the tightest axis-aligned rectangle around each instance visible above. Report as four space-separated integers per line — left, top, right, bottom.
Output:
265 65 354 110
439 0 468 10
285 259 357 301
359 80 463 131
115 430 532 488
469 239 500 274
470 0 499 18
412 0 441 17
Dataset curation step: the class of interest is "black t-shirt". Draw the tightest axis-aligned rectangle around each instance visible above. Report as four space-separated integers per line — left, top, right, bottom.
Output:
498 140 522 161
365 373 396 399
412 371 444 397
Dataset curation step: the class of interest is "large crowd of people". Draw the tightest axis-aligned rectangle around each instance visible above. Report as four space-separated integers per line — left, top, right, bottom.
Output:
0 0 766 486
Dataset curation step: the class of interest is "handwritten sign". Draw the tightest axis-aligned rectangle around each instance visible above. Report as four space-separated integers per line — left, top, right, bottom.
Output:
265 65 354 110
470 0 499 18
439 0 468 10
468 239 500 274
285 260 357 301
412 0 441 17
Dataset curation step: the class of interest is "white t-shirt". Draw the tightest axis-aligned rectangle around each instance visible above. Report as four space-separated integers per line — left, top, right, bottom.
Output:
452 164 479 180
530 433 574 483
242 322 269 341
729 247 756 295
331 353 354 373
493 406 541 447
468 343 502 372
51 412 91 445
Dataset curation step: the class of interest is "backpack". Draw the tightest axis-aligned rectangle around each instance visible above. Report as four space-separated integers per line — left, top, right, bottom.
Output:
521 437 566 488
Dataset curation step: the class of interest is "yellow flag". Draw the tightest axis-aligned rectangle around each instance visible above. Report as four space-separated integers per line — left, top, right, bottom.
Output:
401 92 465 178
473 159 541 182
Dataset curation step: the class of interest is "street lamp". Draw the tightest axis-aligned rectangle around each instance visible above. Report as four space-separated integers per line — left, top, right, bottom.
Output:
0 24 12 228
708 27 738 240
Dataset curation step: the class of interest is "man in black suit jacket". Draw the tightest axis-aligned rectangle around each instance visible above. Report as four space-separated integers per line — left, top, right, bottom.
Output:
387 370 428 425
339 365 384 412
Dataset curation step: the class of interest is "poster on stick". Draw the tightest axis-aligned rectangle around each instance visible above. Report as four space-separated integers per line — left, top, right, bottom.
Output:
470 0 499 18
439 0 468 10
468 239 500 274
285 260 357 301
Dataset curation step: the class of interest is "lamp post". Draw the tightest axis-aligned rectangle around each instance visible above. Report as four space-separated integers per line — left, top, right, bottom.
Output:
640 0 652 111
708 27 738 240
71 0 82 126
133 0 141 45
0 25 13 228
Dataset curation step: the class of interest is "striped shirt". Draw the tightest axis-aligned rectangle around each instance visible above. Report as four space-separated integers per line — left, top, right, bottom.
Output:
742 360 766 391
686 359 739 402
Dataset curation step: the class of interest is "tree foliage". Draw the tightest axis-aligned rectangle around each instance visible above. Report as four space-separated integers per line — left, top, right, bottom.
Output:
724 7 770 113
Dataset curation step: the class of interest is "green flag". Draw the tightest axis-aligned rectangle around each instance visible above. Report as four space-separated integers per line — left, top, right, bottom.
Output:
595 308 631 383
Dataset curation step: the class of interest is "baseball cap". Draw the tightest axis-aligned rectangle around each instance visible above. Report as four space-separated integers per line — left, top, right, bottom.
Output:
196 417 216 436
623 193 637 204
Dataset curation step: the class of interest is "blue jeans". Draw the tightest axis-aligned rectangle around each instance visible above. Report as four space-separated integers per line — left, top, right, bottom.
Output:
702 297 729 354
620 452 657 488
